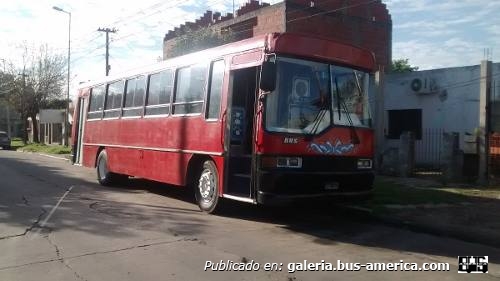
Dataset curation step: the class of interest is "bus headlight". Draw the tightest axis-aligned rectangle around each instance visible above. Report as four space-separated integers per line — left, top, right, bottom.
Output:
357 159 372 169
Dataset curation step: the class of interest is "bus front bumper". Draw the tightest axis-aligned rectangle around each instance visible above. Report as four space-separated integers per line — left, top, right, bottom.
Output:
255 170 374 205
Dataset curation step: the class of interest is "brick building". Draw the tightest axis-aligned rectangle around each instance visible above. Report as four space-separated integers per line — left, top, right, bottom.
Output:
163 0 392 68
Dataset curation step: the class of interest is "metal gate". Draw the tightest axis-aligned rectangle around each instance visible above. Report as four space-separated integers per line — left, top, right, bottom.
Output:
489 133 500 179
414 128 444 174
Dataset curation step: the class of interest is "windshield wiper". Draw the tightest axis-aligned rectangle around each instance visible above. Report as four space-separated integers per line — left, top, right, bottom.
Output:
334 76 360 144
334 77 341 121
306 72 329 137
353 70 363 100
306 105 328 136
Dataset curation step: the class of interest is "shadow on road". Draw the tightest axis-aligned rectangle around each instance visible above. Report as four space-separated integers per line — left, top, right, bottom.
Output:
1 151 499 264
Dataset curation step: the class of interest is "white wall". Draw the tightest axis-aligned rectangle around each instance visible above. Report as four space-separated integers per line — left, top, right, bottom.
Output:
39 109 64 124
382 62 500 151
365 62 500 167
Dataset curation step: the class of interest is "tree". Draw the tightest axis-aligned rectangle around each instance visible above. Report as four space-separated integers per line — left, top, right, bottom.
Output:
390 59 419 73
3 43 66 143
168 27 235 58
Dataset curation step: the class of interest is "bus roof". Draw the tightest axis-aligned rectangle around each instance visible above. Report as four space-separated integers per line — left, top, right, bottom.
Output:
267 33 376 71
77 32 376 92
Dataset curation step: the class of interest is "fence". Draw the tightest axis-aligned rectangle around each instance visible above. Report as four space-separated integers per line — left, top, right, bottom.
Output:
489 133 500 179
414 128 444 173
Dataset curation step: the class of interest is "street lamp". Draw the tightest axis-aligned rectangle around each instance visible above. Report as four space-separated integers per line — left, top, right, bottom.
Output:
53 6 71 147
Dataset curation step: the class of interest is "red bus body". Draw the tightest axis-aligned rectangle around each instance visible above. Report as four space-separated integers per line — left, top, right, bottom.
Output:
71 33 376 210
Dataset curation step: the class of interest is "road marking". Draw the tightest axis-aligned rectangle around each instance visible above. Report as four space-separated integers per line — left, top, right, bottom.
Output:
37 153 70 161
15 150 70 161
30 186 74 238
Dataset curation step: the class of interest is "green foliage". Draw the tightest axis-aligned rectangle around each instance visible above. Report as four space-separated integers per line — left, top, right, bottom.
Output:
15 142 71 155
10 138 25 149
369 178 466 206
168 28 235 58
1 43 66 143
42 99 67 109
390 58 419 73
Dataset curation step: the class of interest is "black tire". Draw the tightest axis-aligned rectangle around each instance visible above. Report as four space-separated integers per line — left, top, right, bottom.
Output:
96 150 126 186
194 160 220 213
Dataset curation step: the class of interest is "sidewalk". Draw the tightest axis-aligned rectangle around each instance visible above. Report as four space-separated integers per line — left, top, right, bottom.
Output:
347 176 500 248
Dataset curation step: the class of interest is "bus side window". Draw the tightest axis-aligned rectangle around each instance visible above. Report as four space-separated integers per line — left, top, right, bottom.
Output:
174 63 207 115
123 75 146 117
104 80 124 118
88 85 105 120
206 60 224 120
145 70 172 116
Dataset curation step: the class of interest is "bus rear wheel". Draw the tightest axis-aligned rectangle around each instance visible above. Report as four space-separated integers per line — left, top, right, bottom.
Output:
195 160 220 213
96 150 125 186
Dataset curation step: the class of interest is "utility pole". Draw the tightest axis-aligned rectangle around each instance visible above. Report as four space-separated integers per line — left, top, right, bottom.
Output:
374 66 385 171
478 60 493 185
19 70 28 143
53 6 71 146
97 27 117 76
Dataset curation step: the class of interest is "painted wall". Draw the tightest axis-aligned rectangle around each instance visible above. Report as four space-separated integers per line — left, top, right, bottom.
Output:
380 62 500 162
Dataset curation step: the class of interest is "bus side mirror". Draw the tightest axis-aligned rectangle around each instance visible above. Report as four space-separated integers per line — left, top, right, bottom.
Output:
260 61 276 92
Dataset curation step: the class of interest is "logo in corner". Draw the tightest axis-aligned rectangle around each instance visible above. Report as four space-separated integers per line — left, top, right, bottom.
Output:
458 256 488 273
308 139 354 155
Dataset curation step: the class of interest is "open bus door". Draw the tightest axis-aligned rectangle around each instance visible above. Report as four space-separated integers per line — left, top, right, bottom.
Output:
73 96 87 165
223 67 259 201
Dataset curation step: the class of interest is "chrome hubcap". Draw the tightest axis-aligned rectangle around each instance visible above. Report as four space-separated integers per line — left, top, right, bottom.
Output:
198 168 215 201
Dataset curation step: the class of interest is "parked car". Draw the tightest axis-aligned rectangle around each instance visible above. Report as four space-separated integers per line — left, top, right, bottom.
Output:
0 131 11 150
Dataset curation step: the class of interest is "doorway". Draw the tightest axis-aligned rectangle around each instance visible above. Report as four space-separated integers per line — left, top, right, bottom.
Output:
73 97 87 165
224 67 259 197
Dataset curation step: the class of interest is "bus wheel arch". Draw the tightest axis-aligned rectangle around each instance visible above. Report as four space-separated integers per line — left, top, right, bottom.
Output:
96 148 126 186
188 155 221 213
95 146 106 168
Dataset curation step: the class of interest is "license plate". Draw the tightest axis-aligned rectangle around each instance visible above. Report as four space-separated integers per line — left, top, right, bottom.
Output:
325 182 339 190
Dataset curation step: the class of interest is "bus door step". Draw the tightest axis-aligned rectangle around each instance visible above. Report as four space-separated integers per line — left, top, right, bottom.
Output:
223 193 254 203
232 173 251 178
227 153 252 196
228 173 251 196
229 156 252 174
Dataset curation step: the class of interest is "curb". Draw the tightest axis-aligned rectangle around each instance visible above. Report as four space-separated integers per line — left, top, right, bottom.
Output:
338 205 500 249
16 150 71 162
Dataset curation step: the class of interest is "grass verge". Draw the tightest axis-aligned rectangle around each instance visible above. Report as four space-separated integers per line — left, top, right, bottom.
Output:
10 138 71 155
368 178 468 206
357 178 500 215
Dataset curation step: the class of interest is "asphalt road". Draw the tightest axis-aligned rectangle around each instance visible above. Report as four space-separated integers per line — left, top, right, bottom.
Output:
0 150 499 281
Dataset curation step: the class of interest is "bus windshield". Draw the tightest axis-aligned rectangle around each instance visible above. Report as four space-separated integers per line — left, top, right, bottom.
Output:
265 57 371 134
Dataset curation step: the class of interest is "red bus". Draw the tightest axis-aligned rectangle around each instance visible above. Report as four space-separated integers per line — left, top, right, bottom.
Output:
71 33 376 213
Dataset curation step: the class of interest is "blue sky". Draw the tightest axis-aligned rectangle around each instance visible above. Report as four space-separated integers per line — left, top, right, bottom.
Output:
387 0 500 69
0 0 498 97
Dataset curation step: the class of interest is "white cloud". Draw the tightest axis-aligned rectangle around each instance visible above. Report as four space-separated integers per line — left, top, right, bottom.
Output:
0 0 241 98
393 39 485 70
384 0 494 14
0 0 498 98
386 0 499 67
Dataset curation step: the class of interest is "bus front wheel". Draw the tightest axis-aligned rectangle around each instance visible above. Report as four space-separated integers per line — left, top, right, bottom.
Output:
195 160 220 213
96 150 124 186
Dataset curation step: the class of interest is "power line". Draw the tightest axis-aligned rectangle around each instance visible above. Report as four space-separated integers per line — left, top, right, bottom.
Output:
287 0 379 23
70 0 381 69
62 0 231 61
